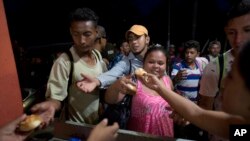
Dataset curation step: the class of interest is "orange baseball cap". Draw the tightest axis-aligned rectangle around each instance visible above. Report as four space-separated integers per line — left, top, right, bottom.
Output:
125 25 148 39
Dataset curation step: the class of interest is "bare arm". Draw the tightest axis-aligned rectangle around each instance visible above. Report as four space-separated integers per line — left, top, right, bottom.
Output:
143 73 247 139
104 80 126 104
105 76 136 104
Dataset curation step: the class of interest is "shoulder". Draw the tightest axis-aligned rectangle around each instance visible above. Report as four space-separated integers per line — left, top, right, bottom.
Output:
92 49 103 60
196 57 209 65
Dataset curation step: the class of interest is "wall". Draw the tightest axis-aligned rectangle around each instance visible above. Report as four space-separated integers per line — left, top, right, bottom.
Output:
0 0 23 126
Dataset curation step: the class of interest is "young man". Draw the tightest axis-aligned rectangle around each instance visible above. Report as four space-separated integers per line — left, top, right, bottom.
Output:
171 40 208 140
77 24 150 92
198 1 250 141
31 8 107 125
171 40 208 103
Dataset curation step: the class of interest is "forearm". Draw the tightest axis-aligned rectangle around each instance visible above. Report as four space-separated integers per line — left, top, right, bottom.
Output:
157 85 247 139
104 81 125 104
157 84 203 123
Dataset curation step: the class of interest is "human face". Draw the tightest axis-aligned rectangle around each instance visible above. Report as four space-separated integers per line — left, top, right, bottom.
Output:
184 48 199 64
70 21 97 53
209 44 221 57
121 42 130 55
143 50 167 78
225 13 250 53
127 32 149 55
222 59 250 117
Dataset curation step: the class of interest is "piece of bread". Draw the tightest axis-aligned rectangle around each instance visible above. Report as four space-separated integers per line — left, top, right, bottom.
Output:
135 68 148 82
135 68 147 78
19 114 42 132
127 83 137 92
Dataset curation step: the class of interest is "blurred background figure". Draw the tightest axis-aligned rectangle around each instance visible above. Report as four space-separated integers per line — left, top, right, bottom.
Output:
204 40 221 62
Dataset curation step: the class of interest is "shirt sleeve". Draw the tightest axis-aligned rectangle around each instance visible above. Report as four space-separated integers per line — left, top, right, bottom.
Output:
45 54 71 101
199 60 219 97
97 57 130 88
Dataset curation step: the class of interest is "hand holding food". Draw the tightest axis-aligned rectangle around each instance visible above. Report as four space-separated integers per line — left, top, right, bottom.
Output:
127 83 137 93
19 114 43 132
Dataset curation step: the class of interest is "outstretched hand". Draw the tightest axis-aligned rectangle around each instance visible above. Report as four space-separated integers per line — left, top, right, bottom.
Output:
0 114 30 141
31 100 58 128
76 73 100 93
87 119 119 141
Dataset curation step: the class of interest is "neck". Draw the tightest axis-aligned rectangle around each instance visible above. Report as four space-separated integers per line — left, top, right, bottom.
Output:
76 49 93 58
186 61 196 68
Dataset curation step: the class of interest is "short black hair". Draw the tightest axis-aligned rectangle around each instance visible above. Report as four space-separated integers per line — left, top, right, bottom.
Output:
225 0 250 26
209 40 221 48
143 46 166 62
183 40 200 52
69 7 99 27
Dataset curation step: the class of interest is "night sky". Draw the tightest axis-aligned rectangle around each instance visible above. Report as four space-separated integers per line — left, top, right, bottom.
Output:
4 0 235 50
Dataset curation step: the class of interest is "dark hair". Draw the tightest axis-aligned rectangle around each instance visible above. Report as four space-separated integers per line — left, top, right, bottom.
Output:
69 8 99 27
143 46 167 62
97 25 106 38
238 41 250 90
183 40 200 52
225 0 250 26
209 40 221 48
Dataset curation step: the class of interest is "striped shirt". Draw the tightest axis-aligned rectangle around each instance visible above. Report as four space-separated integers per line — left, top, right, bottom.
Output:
171 61 202 102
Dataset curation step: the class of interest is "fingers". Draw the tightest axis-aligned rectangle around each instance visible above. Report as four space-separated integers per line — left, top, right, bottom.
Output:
30 103 42 113
11 114 27 126
99 118 108 127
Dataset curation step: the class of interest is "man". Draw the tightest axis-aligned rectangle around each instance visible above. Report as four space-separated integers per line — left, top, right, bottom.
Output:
77 24 150 91
108 40 130 70
171 40 208 103
205 40 221 62
31 8 107 125
171 40 208 140
198 1 250 141
94 25 110 66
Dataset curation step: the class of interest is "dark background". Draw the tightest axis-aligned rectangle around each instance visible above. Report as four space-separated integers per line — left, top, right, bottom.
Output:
4 0 237 49
3 0 238 98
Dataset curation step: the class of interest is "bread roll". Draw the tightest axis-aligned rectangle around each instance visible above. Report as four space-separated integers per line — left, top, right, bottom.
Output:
135 68 147 77
19 114 42 132
135 68 148 82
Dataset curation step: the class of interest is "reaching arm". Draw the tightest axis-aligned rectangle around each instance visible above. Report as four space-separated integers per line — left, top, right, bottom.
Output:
142 73 247 139
77 58 130 93
31 99 61 127
105 76 136 104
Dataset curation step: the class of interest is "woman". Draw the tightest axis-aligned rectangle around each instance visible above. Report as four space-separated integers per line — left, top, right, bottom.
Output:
140 42 250 139
105 46 174 137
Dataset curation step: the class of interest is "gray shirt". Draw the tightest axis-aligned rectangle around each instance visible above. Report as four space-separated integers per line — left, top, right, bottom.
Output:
97 52 143 88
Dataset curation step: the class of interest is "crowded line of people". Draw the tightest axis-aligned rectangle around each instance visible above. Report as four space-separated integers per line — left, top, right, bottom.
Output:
1 1 250 141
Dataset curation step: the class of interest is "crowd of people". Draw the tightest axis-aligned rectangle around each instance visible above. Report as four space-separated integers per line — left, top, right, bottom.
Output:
1 1 250 141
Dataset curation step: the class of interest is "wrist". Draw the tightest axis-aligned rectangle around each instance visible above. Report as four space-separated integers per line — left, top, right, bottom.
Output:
95 78 101 87
48 99 61 111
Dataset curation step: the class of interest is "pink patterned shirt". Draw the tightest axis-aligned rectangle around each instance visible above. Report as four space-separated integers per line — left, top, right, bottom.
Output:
127 76 174 137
